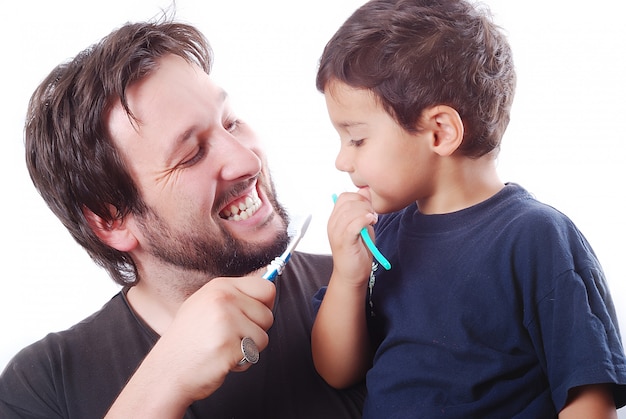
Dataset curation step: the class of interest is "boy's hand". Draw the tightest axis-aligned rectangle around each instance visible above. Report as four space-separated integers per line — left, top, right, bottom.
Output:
328 189 378 286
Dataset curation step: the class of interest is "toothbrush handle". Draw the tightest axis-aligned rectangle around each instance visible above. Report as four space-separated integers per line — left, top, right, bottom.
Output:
360 228 391 270
262 257 284 281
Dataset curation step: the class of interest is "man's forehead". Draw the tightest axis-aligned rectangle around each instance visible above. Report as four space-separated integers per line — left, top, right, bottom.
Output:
106 55 226 130
104 59 230 161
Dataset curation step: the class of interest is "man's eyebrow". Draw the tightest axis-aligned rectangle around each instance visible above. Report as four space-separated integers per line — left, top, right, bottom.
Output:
166 89 229 164
173 89 229 140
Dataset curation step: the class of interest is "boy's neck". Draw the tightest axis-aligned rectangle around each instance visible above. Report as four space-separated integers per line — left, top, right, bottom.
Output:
417 154 503 215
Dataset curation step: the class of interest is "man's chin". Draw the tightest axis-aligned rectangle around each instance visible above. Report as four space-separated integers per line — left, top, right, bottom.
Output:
219 228 290 277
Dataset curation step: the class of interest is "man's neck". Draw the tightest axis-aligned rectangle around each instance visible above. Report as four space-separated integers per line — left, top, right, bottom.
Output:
125 265 210 336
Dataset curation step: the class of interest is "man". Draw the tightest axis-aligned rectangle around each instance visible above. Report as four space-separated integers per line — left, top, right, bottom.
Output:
0 19 365 418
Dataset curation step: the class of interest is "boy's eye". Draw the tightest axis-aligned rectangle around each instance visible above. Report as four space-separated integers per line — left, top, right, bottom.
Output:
225 118 241 133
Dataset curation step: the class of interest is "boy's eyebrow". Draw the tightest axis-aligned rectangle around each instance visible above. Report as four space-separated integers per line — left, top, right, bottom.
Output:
337 121 366 129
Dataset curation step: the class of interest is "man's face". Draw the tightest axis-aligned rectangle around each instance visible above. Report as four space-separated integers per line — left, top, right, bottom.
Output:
106 54 289 278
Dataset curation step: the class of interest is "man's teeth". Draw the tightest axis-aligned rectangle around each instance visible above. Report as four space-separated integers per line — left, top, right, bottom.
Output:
221 194 262 221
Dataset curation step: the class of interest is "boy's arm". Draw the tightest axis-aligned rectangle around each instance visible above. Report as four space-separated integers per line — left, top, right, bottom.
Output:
312 191 378 388
558 384 617 419
312 271 373 388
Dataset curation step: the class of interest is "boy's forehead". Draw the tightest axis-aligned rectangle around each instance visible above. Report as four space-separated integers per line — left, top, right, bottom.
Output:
325 80 383 117
325 79 373 100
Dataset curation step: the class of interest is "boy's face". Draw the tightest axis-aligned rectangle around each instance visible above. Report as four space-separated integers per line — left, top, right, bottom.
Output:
324 80 438 214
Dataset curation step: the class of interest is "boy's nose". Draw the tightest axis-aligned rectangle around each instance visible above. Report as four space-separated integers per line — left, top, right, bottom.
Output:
335 147 353 173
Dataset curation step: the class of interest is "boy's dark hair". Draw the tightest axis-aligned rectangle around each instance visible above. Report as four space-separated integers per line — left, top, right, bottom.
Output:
25 20 213 285
316 0 516 157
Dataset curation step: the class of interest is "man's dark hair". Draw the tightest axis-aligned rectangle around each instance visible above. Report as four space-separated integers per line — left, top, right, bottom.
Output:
25 19 213 285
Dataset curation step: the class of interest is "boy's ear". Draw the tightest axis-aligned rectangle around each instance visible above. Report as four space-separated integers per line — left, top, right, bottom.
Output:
82 206 138 252
421 105 464 157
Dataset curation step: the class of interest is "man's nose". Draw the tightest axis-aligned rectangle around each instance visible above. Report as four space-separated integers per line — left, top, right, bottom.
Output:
214 132 262 181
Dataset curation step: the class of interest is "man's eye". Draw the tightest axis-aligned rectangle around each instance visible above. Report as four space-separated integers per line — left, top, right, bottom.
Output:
181 146 205 167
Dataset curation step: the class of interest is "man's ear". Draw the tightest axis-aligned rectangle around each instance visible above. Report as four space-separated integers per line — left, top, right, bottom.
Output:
421 105 464 157
82 206 138 252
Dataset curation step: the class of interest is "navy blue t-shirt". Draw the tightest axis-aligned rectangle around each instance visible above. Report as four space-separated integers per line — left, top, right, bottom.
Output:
360 183 626 417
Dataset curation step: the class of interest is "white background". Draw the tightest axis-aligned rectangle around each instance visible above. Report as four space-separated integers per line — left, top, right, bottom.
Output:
1 0 624 413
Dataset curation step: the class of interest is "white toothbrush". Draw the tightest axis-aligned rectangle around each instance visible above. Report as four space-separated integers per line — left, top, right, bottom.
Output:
262 214 312 282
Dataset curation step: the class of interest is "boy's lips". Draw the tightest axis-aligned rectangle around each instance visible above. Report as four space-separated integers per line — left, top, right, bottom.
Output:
219 187 262 221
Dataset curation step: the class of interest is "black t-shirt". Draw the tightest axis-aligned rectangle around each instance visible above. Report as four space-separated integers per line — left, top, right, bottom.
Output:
0 252 365 418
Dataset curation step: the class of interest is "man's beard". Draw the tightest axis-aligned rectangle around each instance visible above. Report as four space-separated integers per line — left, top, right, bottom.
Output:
135 183 290 279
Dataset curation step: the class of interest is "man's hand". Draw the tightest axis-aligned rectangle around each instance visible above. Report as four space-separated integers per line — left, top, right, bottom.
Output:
105 275 276 418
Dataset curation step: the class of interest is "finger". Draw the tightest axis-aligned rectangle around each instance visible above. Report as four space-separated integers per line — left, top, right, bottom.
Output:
232 275 276 314
191 278 273 345
192 286 271 373
330 197 375 238
226 277 275 339
230 333 266 373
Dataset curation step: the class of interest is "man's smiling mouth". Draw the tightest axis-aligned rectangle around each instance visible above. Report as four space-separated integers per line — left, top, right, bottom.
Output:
219 188 262 221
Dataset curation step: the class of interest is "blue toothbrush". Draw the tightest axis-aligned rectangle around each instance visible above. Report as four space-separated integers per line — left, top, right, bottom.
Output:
262 214 313 281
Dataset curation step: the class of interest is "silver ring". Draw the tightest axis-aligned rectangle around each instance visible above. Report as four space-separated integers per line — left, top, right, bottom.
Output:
236 337 259 366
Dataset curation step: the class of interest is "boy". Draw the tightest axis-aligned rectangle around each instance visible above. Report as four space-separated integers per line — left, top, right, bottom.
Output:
311 0 626 417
